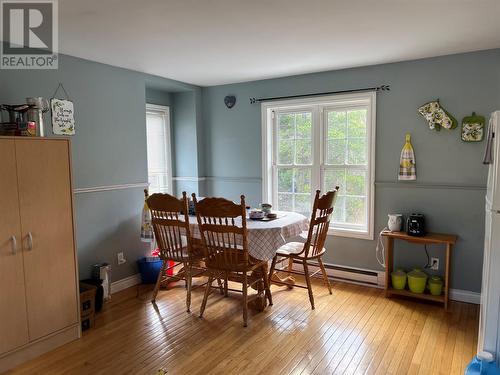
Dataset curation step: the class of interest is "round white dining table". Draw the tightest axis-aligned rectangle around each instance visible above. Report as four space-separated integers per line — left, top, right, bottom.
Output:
187 211 309 261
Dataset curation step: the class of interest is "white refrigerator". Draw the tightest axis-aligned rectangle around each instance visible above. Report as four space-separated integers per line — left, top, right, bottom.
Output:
479 110 500 365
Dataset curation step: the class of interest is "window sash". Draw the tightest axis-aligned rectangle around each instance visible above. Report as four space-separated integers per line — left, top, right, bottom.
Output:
322 163 369 230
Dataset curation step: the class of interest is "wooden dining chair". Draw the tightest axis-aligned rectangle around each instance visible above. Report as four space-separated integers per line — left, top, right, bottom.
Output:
193 194 273 327
147 191 205 312
269 188 339 309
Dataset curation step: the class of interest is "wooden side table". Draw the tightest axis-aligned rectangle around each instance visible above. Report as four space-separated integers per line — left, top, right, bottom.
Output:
381 231 457 309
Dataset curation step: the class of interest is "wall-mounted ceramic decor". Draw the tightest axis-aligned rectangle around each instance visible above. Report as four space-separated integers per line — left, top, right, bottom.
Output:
398 133 416 181
224 95 236 109
51 98 75 135
418 99 457 131
461 112 485 142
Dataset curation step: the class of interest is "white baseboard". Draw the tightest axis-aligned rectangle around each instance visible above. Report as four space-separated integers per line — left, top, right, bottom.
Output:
110 273 141 294
287 260 481 305
110 271 481 305
450 288 481 304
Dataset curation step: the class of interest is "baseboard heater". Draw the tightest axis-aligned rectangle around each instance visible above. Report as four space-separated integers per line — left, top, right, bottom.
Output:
280 259 385 288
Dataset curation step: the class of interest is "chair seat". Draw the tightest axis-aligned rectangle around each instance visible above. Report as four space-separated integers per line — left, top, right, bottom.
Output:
206 250 263 272
276 242 326 259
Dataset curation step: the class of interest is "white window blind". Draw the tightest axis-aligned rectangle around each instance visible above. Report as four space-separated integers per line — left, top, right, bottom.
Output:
146 104 172 194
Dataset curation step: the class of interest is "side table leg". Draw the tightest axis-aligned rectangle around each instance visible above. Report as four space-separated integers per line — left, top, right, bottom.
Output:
385 237 394 297
445 244 451 310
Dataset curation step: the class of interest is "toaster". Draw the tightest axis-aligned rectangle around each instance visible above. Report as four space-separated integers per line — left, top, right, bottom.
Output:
406 214 426 236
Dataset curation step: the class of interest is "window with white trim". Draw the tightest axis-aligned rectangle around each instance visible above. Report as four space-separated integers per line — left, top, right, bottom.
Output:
146 104 172 194
262 92 376 240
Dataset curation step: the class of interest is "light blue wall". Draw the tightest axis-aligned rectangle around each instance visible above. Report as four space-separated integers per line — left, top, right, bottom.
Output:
0 52 199 281
145 87 173 107
2 47 498 292
171 88 206 195
201 49 500 292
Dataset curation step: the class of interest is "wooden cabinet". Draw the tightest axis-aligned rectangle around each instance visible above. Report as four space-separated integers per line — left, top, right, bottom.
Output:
0 139 29 354
0 137 80 371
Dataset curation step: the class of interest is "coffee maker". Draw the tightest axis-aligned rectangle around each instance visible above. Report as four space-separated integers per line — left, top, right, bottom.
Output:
406 214 426 236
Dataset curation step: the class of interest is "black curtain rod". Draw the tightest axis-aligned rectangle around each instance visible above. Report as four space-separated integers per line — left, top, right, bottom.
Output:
249 85 390 104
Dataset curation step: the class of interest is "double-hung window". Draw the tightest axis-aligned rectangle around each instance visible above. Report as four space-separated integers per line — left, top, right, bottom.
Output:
146 104 172 194
262 92 376 239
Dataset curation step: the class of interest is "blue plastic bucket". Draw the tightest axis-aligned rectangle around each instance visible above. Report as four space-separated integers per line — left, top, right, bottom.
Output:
466 353 500 375
137 257 163 284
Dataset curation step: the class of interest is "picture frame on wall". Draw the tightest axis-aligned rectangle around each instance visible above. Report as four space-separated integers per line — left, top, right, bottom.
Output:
51 98 75 135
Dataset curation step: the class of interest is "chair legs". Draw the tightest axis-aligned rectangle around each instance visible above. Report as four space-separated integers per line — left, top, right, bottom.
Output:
318 257 332 295
151 259 168 302
261 265 273 306
242 272 248 327
268 256 277 285
302 260 315 310
185 264 192 312
268 253 332 310
199 274 214 318
287 257 294 276
224 271 229 297
216 277 224 295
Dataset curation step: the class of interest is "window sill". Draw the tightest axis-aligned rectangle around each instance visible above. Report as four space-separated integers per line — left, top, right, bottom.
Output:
328 227 373 240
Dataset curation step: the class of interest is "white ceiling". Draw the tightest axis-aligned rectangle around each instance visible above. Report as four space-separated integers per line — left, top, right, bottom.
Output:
59 0 500 87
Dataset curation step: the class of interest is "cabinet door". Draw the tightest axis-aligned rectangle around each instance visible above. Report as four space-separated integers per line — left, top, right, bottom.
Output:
15 139 78 341
0 139 29 353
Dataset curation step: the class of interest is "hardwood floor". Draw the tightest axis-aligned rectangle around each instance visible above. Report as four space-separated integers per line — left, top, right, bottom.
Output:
9 278 478 374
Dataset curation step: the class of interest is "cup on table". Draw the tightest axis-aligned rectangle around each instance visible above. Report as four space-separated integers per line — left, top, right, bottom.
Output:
261 203 272 215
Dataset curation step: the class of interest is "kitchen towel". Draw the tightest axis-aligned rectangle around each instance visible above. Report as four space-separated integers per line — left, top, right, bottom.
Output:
140 189 154 243
483 113 496 165
399 134 417 181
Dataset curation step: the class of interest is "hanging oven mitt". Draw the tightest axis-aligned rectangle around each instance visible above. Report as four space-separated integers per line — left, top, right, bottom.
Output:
398 134 416 181
418 100 457 131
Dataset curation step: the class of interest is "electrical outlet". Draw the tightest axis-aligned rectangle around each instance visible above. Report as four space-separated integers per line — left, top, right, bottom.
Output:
117 252 126 265
430 257 439 271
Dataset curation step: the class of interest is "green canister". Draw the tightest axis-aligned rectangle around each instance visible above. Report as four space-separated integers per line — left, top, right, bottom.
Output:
391 269 407 290
407 268 428 294
428 276 443 296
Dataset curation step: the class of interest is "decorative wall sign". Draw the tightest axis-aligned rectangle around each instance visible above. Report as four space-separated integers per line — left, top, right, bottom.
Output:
51 98 75 135
418 99 457 131
224 95 236 109
461 112 485 142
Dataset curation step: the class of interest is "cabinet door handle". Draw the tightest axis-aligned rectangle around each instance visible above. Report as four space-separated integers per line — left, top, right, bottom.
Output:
27 232 33 250
10 235 17 254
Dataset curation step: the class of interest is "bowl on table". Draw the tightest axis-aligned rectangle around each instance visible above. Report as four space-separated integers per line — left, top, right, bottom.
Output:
249 209 265 220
